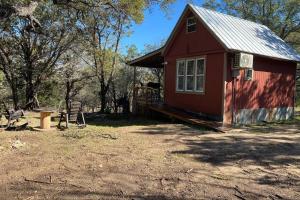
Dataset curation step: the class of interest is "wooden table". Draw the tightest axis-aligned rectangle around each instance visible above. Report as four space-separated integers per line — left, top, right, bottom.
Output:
40 111 53 129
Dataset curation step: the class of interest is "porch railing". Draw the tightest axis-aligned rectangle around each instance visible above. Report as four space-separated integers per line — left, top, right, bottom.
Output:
134 86 162 106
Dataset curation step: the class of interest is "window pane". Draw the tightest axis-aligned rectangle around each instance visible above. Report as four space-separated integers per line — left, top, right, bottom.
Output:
197 59 205 75
187 17 196 25
177 61 185 75
187 17 196 32
177 76 185 90
196 76 204 91
245 69 253 80
186 76 194 91
187 25 196 32
186 60 195 75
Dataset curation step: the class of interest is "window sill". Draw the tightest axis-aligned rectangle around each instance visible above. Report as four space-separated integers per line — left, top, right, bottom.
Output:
186 30 196 34
175 90 205 95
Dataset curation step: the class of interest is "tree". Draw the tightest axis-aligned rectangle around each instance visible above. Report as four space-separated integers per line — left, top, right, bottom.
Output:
77 0 173 113
0 36 22 108
109 45 139 113
0 0 174 30
0 71 11 105
83 11 124 113
0 2 79 109
0 1 41 30
59 54 94 112
0 0 174 110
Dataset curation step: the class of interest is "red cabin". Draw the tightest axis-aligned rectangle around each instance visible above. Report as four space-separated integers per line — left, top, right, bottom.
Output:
129 4 300 125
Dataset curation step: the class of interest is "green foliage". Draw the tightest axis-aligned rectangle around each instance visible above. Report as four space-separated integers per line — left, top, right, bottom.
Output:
0 1 80 108
38 78 63 108
0 71 4 84
0 72 9 102
79 80 100 111
0 0 174 111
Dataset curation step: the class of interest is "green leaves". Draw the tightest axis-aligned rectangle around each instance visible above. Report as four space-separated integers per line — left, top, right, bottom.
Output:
0 0 175 109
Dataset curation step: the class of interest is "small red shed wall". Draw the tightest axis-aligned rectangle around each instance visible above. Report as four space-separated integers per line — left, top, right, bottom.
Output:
164 10 225 118
224 54 297 123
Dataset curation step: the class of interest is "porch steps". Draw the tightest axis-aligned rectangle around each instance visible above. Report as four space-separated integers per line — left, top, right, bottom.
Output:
149 105 225 133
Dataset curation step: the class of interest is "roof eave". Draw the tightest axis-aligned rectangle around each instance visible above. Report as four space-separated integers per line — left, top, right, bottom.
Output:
228 49 300 63
127 47 164 66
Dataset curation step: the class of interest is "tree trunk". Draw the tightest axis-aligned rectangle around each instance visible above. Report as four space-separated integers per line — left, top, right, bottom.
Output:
100 90 107 113
111 82 118 113
25 81 39 110
26 84 34 104
1 67 20 109
123 94 130 114
10 81 19 109
65 81 71 113
99 78 110 113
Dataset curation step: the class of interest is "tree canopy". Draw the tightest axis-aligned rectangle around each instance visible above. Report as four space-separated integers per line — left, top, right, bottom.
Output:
0 0 174 111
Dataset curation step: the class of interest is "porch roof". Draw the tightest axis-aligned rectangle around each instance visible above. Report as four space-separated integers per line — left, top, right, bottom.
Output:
128 47 164 68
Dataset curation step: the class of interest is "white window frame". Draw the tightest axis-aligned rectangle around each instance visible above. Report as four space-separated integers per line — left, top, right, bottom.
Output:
195 58 206 93
176 57 206 94
176 60 185 91
186 17 196 33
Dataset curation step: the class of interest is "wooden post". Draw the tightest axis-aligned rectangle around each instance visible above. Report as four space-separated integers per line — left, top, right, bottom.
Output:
81 112 86 126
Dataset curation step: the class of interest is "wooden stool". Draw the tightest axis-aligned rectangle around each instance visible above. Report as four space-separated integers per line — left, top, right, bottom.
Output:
40 111 53 129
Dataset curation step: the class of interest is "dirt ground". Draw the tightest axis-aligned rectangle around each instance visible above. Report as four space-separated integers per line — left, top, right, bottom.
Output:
0 112 300 200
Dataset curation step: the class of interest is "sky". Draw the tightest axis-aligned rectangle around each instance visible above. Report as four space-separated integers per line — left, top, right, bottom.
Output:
120 0 205 54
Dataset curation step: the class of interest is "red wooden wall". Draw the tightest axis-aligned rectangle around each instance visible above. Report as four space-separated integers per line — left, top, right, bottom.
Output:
224 54 297 123
163 10 225 117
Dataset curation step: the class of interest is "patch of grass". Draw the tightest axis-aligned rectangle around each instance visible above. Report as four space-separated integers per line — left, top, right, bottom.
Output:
60 125 119 142
62 131 87 139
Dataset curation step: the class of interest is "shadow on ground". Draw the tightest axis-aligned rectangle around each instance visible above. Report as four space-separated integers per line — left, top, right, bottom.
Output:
171 132 300 167
85 112 171 127
85 112 208 132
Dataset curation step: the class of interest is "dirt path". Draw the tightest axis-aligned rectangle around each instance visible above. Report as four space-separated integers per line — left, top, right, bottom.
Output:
0 116 300 199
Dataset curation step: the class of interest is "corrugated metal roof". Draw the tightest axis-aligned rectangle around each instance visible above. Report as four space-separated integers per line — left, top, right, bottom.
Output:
190 4 300 62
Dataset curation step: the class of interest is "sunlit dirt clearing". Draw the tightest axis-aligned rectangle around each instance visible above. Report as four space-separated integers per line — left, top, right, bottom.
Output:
0 112 300 199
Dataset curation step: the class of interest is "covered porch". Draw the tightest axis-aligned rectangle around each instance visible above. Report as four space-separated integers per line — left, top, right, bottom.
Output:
128 48 224 132
128 47 165 110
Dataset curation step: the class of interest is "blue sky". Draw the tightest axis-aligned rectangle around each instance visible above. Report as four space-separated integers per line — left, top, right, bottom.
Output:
121 0 205 54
